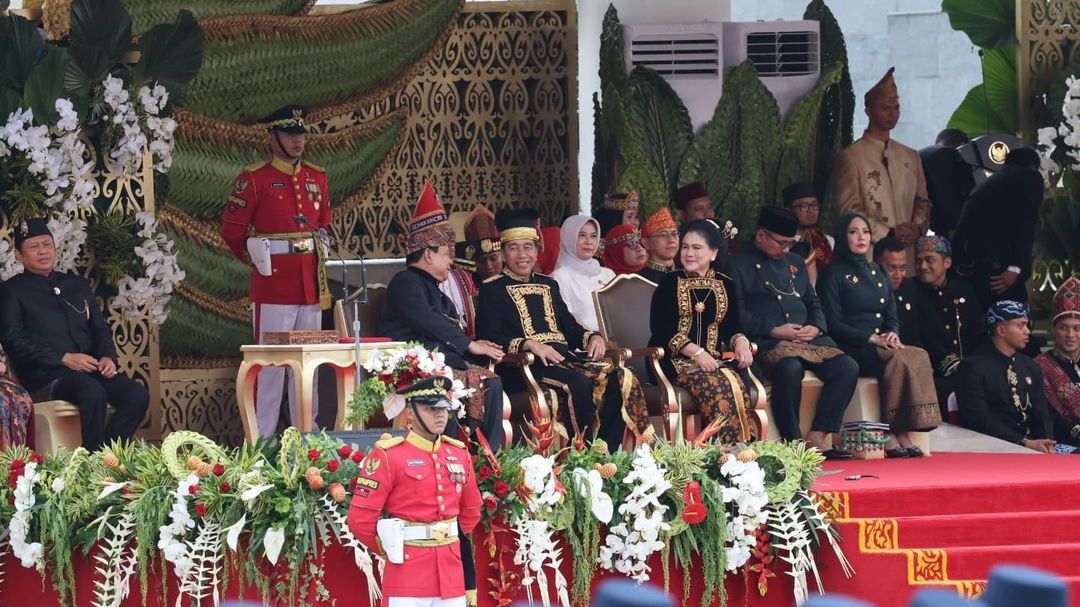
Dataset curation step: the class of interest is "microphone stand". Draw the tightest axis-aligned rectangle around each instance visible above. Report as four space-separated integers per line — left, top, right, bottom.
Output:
294 215 369 389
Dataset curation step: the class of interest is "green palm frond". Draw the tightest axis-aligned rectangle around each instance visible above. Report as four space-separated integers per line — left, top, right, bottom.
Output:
168 117 401 218
121 0 311 35
775 61 845 194
166 228 249 299
159 296 251 357
186 0 461 121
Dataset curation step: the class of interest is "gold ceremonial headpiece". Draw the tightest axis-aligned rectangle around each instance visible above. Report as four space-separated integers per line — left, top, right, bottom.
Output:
864 67 898 107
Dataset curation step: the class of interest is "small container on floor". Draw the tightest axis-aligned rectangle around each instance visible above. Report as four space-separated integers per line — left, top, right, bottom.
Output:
837 421 891 459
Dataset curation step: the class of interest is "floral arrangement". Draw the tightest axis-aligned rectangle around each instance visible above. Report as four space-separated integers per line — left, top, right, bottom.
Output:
345 343 473 426
0 103 95 280
100 75 178 176
473 414 851 607
0 429 380 607
109 211 186 324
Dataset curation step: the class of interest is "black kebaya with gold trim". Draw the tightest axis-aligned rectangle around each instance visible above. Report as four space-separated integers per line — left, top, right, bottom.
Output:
648 269 754 443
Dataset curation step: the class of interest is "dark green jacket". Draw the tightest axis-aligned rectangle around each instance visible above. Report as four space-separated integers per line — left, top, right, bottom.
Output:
817 256 898 349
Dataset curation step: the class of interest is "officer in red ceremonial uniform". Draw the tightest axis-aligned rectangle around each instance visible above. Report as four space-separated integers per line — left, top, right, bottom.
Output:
348 375 482 607
220 104 332 437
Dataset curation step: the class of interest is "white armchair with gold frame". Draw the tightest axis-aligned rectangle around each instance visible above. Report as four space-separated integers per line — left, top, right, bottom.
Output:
593 273 768 442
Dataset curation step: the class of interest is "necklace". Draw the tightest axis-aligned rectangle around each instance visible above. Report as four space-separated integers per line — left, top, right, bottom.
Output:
1007 363 1031 434
60 296 89 320
690 288 713 346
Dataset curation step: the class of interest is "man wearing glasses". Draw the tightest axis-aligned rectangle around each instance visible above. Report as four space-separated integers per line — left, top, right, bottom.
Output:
636 207 680 284
783 182 833 286
729 207 859 459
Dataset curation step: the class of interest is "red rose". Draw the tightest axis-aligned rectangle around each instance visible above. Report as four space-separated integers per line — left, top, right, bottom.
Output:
307 449 320 462
327 460 340 473
213 463 225 476
219 482 231 493
10 459 24 470
29 453 44 465
338 445 353 458
483 496 498 513
477 466 492 483
350 450 365 463
188 484 200 495
195 503 207 518
493 481 509 497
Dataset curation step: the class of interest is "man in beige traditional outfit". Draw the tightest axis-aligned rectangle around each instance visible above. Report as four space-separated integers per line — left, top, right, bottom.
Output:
832 68 931 270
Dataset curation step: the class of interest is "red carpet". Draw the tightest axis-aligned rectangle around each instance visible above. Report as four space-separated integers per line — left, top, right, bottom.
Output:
810 452 1080 607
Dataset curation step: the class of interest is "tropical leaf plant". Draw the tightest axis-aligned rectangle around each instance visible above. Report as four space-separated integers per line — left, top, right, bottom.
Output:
803 0 854 198
598 4 627 93
775 61 846 197
622 67 694 206
0 14 45 117
22 46 71 125
68 0 133 88
159 297 252 357
947 45 1019 138
131 9 204 104
942 0 1015 50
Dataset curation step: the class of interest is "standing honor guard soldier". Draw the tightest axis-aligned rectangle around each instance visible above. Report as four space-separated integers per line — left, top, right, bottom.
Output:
348 375 482 607
220 104 332 438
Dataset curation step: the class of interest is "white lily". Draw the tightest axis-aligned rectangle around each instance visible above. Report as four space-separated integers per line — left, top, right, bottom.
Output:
240 484 275 503
264 527 285 565
98 481 130 500
224 514 247 552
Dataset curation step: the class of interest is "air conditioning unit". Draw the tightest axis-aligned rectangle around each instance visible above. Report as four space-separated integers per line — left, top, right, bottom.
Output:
722 21 820 119
621 22 724 130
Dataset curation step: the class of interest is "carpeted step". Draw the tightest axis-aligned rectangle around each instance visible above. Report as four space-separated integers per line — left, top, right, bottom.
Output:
891 511 1080 548
940 543 1080 582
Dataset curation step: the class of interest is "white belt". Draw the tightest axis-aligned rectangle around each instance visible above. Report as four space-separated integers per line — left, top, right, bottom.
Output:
402 520 458 541
266 238 315 254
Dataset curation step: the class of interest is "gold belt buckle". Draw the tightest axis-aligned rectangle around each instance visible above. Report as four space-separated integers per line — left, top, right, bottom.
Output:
291 238 312 253
431 523 449 541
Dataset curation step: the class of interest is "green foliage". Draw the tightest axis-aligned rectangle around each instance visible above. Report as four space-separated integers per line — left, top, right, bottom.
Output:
622 67 694 203
169 119 401 219
947 46 1019 138
87 212 141 287
186 0 459 121
120 0 310 36
69 0 133 87
166 229 249 299
803 0 854 204
0 15 45 117
942 0 1015 49
1040 190 1080 265
23 47 71 126
598 4 626 93
0 156 49 221
159 296 251 357
131 10 204 104
776 61 845 195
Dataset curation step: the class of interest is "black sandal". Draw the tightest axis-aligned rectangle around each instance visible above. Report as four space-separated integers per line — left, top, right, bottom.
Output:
905 446 925 458
885 447 910 458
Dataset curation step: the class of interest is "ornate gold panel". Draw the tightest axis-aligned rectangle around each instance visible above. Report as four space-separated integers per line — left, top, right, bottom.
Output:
1017 1 1080 138
160 367 244 447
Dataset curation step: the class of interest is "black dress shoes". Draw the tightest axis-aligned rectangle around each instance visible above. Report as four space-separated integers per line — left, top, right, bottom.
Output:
905 446 925 458
821 448 854 460
885 447 910 458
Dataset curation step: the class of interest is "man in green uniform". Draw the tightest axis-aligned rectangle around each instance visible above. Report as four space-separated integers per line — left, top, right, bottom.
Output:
728 207 858 459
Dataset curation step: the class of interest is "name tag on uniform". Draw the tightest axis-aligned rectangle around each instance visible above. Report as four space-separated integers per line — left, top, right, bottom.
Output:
407 459 425 467
356 477 380 490
270 182 286 188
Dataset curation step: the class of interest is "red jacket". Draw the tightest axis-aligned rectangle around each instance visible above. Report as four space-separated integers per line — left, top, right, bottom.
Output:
347 432 482 601
220 157 331 305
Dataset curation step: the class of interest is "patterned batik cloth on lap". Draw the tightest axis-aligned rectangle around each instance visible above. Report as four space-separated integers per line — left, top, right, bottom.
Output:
675 368 755 443
876 346 941 432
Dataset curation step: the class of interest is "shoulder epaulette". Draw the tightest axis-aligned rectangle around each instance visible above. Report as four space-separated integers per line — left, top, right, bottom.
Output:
375 436 405 450
482 274 502 284
303 160 325 172
440 436 465 449
243 160 269 172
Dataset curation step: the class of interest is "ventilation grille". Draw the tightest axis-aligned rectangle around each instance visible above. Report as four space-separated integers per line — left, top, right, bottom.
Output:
628 33 719 77
745 30 818 77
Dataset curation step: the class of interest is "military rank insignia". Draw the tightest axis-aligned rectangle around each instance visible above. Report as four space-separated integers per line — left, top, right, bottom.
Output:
234 179 248 194
364 456 381 476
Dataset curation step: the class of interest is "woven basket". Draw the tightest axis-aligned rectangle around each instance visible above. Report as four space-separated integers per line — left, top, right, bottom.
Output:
838 421 891 460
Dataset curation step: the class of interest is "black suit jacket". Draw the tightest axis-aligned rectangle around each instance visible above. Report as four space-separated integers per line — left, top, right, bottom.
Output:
379 267 473 369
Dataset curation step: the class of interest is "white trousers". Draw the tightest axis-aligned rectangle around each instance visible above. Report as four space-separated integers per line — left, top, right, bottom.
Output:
387 597 466 607
253 302 322 437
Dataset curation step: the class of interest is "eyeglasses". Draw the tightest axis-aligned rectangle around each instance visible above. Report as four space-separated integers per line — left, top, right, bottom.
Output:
763 230 797 250
626 241 644 252
790 202 819 212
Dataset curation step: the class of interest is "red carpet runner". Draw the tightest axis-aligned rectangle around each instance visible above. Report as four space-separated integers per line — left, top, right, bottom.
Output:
811 452 1080 607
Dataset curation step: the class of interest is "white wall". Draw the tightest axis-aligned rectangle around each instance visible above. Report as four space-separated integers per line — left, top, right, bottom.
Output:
730 0 982 148
577 0 732 213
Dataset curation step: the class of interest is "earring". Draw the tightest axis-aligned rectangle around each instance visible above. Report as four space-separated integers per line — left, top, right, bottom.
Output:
710 257 716 262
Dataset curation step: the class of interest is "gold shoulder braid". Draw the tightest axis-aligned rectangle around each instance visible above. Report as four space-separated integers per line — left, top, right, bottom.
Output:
506 283 565 344
671 273 729 374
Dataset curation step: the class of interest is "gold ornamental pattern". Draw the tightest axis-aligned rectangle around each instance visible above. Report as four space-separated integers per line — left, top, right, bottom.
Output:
1019 0 1080 137
332 3 577 257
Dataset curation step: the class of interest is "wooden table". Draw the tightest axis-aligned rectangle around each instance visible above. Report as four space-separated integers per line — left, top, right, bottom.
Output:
236 342 403 444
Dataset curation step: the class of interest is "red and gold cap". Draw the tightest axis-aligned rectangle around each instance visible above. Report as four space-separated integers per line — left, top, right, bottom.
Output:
406 179 455 254
1053 276 1080 324
641 207 677 238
